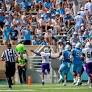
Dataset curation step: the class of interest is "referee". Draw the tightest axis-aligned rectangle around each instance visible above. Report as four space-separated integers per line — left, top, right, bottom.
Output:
1 43 17 89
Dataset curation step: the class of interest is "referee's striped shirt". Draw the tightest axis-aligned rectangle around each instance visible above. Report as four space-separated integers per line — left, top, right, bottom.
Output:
1 48 17 62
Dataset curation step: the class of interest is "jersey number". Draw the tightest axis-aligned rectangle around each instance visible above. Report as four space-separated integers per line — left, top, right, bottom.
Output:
87 52 92 58
76 51 81 56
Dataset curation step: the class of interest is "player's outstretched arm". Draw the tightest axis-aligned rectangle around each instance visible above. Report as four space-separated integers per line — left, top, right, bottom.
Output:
30 50 41 56
81 53 86 63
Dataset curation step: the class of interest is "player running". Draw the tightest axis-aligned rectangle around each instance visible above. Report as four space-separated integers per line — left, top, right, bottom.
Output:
58 45 72 86
72 42 84 86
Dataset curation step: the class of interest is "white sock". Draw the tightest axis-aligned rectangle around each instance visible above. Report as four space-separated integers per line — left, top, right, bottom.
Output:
87 77 90 84
74 78 76 83
89 83 92 88
42 80 44 82
77 78 80 83
64 80 66 83
60 75 63 80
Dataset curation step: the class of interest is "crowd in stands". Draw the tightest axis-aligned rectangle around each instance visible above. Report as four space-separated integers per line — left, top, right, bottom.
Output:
0 0 92 47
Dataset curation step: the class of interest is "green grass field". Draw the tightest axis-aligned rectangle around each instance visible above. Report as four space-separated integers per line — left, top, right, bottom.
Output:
0 83 92 92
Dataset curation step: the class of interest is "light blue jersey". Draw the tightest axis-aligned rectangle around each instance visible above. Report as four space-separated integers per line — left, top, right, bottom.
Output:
0 16 5 22
59 50 71 75
3 26 12 41
56 8 65 15
74 15 84 30
72 48 83 74
44 1 52 9
79 11 85 18
72 48 82 65
63 50 71 62
22 29 32 41
36 0 43 3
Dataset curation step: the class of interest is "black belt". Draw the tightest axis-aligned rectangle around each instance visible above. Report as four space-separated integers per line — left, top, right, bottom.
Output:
6 61 15 63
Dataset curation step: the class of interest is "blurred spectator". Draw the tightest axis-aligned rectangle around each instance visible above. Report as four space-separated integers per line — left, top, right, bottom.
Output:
44 29 52 45
0 10 5 28
31 15 38 35
74 12 85 31
21 25 32 45
64 11 73 28
3 22 12 44
56 2 65 16
10 25 18 45
32 35 42 45
0 0 91 47
84 0 92 16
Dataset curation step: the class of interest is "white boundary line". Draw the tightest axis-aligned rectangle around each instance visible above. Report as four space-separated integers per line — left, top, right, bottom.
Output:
0 84 91 91
0 87 90 92
0 89 36 92
42 88 91 90
0 84 90 87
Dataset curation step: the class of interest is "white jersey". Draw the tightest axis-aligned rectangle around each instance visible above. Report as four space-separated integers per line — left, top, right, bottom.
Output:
82 47 92 63
40 52 50 63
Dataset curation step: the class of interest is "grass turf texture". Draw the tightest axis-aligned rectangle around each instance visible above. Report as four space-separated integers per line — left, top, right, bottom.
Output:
0 84 92 92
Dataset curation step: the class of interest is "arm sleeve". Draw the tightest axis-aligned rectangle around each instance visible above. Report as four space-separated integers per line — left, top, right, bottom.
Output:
82 49 86 57
33 51 41 56
13 50 17 57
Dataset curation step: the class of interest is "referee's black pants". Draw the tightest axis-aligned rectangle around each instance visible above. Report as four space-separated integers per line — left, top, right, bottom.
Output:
5 62 15 87
17 65 26 84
